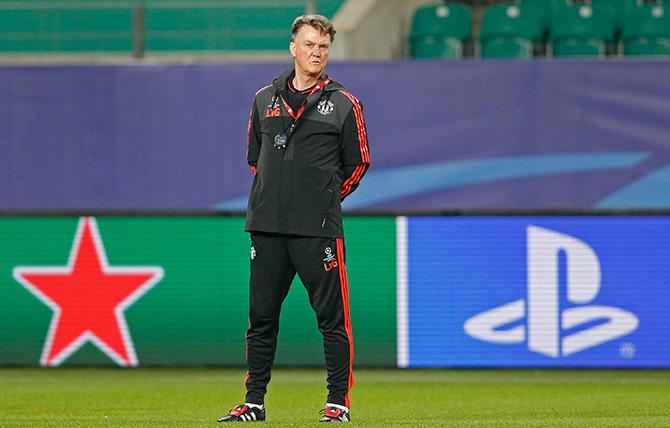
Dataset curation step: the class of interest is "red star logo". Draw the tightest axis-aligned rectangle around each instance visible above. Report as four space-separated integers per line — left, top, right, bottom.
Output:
13 217 164 367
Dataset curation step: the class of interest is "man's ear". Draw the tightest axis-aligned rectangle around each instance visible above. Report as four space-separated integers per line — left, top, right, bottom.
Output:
289 41 296 58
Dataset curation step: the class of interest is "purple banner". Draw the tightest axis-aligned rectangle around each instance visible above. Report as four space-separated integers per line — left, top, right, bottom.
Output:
2 61 670 211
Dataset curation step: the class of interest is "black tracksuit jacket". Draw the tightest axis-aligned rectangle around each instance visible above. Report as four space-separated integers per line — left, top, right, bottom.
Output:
245 68 370 238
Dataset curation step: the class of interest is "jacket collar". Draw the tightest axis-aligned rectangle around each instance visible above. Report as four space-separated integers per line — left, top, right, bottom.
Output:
272 68 342 93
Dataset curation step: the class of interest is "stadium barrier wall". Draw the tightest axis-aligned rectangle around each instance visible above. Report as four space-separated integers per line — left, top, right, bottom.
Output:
2 213 668 368
2 61 670 211
400 215 670 368
0 215 396 367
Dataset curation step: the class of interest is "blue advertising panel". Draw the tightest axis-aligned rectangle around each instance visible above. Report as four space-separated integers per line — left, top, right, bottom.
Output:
405 216 670 367
2 61 670 210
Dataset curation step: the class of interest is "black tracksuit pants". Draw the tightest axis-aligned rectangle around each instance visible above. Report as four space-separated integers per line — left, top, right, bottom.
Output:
244 232 354 408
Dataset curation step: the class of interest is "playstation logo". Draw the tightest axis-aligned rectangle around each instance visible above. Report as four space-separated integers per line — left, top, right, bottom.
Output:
464 226 639 358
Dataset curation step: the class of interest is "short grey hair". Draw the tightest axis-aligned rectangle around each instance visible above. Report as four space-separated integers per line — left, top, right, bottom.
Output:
291 14 336 42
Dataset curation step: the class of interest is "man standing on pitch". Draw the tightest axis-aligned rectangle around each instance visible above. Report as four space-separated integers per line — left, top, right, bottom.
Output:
218 14 370 424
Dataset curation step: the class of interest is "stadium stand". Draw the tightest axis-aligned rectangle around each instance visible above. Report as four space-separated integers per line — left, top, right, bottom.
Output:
401 0 670 59
0 0 344 55
409 3 472 59
3 0 670 60
0 5 133 52
549 4 616 57
479 3 544 58
621 3 670 56
145 4 305 51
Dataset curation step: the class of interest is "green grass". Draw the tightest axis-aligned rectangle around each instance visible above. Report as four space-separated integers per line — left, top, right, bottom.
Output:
1 369 670 427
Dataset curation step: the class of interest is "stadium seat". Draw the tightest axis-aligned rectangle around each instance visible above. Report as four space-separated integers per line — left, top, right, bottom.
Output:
549 4 616 57
480 4 544 58
523 0 569 23
409 3 472 59
589 0 639 28
622 3 670 56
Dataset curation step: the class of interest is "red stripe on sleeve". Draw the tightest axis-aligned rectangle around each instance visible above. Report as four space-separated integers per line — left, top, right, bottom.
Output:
339 90 370 164
338 90 370 199
341 163 369 200
340 164 364 199
246 105 256 175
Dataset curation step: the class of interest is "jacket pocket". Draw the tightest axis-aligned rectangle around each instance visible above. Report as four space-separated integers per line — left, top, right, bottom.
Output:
248 174 261 210
321 176 336 211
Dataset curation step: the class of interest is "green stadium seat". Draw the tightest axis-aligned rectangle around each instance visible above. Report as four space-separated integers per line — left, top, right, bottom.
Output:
480 4 544 58
622 4 670 56
523 0 569 24
523 0 570 14
550 4 616 57
409 3 472 59
590 0 639 28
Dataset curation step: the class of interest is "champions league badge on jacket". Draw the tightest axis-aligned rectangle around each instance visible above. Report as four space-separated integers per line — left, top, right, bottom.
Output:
323 246 338 272
317 99 335 115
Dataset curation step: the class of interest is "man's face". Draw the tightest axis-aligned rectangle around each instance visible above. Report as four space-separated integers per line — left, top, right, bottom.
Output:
290 25 330 78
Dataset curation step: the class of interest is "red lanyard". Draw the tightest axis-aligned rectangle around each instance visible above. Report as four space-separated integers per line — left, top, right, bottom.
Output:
279 78 331 122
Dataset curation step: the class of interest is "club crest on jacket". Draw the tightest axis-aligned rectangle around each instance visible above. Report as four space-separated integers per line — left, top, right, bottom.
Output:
317 99 335 115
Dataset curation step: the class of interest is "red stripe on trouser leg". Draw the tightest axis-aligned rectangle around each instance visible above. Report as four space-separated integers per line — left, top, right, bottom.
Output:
336 238 354 408
244 316 250 391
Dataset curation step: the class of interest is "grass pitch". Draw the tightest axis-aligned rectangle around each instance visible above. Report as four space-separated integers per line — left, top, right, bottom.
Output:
1 368 669 427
